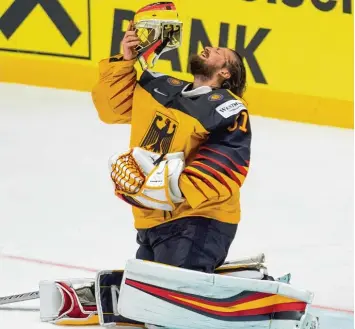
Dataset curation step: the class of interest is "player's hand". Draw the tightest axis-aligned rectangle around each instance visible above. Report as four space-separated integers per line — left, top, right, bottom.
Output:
122 21 140 61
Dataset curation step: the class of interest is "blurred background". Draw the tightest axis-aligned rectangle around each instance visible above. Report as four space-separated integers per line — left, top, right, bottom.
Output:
0 0 353 328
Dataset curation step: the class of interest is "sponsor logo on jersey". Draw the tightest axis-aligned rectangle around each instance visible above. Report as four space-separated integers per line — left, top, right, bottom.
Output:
215 100 246 118
208 93 224 101
140 112 178 154
167 78 183 86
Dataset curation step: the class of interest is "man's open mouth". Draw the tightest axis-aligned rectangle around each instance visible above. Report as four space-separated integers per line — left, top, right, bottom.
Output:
201 50 209 58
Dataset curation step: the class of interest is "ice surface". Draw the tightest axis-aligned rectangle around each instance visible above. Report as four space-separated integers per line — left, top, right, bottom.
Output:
0 83 353 328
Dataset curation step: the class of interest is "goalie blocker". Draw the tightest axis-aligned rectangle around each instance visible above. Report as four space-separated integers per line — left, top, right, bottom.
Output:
39 255 319 329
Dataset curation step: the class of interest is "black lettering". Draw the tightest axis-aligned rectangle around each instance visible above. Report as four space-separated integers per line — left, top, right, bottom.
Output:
188 19 233 72
0 0 36 38
232 0 351 13
343 0 352 13
38 0 81 45
219 23 230 48
311 0 336 11
282 0 304 7
159 49 182 71
0 0 81 46
235 25 270 84
110 9 134 57
187 19 212 72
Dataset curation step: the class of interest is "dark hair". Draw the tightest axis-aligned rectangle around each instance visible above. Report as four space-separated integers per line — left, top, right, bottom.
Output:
222 50 247 98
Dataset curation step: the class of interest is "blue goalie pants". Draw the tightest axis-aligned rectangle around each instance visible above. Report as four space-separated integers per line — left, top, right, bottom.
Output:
136 217 238 273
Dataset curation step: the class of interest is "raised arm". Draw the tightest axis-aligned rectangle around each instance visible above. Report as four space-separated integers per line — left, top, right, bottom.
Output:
91 21 140 124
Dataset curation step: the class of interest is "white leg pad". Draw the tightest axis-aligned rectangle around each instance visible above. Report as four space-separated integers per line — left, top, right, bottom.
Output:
117 260 317 329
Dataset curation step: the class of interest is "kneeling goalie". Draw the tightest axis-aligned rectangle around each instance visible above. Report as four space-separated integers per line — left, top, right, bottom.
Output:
36 3 319 329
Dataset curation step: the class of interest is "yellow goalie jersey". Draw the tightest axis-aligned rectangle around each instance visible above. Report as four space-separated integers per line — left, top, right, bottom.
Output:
92 54 251 229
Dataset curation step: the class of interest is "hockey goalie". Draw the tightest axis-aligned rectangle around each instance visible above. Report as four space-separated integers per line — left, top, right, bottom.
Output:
38 2 319 328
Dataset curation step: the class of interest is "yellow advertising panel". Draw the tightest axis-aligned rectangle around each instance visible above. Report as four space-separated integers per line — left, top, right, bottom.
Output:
0 0 90 57
0 0 353 128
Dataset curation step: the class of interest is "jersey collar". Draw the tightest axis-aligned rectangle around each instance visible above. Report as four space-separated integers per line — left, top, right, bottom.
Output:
181 84 212 98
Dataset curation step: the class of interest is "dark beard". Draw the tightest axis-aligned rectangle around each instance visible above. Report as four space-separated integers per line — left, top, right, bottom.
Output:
189 55 217 79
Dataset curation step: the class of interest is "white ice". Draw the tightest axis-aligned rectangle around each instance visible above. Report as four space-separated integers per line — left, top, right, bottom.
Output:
0 83 353 328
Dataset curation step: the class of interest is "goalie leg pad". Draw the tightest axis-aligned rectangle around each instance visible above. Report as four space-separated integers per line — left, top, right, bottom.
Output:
117 260 316 329
95 270 145 328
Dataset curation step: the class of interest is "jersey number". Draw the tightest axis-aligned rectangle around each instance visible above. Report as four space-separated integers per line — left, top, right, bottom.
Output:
228 111 248 133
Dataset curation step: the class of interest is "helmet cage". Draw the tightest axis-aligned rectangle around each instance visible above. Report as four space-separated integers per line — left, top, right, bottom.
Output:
134 20 182 70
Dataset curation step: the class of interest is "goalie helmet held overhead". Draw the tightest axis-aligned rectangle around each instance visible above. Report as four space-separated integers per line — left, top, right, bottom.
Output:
133 2 183 70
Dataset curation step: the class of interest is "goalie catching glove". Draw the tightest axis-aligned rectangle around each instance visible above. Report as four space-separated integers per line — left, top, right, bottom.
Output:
109 147 185 211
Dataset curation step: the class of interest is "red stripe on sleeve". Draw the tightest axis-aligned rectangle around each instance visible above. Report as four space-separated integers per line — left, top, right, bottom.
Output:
195 154 241 187
110 72 130 87
190 162 232 195
121 105 132 115
200 146 248 176
110 78 136 100
114 94 133 109
183 168 220 197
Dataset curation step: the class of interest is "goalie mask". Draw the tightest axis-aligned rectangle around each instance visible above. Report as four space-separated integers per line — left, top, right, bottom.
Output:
134 2 183 70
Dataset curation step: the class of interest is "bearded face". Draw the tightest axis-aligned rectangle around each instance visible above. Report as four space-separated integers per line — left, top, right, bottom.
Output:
189 54 219 79
189 47 246 97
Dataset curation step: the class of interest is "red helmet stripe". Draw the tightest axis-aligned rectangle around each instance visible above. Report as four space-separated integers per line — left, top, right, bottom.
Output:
137 3 176 14
142 39 163 60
